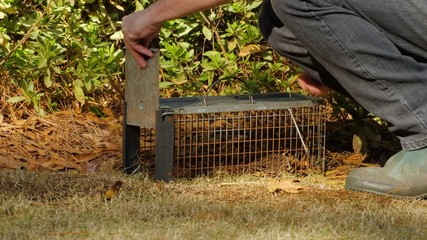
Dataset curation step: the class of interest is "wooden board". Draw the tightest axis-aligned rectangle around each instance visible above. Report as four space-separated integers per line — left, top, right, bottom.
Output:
124 50 159 128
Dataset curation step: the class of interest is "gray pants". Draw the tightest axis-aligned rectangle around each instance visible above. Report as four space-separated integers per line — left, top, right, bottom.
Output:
259 0 427 150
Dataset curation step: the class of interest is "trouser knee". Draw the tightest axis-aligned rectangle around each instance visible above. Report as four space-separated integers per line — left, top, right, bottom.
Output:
258 0 294 55
259 0 278 43
258 0 350 95
258 0 310 67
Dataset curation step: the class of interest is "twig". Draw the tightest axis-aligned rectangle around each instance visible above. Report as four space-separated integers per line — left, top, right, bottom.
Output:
100 1 116 32
219 181 263 186
199 11 228 61
0 0 52 66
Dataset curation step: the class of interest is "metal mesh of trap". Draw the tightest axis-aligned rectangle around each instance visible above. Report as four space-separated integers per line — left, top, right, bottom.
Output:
140 128 156 169
172 106 326 177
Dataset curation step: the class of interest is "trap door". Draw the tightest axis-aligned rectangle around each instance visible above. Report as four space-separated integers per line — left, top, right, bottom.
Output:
124 50 160 128
123 50 160 174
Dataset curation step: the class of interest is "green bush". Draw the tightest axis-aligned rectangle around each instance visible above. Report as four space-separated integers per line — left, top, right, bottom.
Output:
0 0 301 116
1 0 127 115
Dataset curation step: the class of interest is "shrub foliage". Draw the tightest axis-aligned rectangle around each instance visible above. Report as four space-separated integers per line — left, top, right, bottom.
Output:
0 0 301 115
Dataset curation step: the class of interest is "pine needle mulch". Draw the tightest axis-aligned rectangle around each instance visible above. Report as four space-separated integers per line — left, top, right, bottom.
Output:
0 111 122 173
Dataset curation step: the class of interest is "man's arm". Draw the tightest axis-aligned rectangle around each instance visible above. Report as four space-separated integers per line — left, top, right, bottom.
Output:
122 0 231 68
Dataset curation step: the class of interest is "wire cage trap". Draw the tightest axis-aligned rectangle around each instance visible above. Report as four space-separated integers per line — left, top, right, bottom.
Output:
123 51 327 181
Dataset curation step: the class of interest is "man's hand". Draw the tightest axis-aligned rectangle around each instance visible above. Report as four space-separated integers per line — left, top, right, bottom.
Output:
297 73 332 97
122 10 161 68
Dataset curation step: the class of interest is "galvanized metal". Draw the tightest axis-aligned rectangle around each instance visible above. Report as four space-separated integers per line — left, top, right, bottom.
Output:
170 106 326 178
159 93 321 115
155 110 175 181
124 51 327 179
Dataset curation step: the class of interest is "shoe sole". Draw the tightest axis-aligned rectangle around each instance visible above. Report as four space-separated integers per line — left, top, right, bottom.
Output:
346 187 427 200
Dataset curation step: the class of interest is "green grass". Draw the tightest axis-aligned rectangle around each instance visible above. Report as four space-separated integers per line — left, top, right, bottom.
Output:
0 170 426 240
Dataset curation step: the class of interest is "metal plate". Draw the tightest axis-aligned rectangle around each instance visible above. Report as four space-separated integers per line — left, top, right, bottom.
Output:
159 93 323 114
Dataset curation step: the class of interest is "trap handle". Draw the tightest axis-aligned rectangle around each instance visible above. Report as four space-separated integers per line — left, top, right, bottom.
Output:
202 78 254 106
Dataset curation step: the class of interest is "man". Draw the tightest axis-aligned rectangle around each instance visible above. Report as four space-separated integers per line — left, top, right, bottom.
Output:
122 0 427 199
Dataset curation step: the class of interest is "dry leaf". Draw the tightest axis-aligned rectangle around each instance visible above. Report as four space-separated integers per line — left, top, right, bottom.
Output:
238 44 268 57
326 165 354 180
98 158 115 172
266 179 306 194
81 133 100 143
101 107 116 118
343 153 367 165
43 158 81 171
95 142 119 150
92 190 103 201
86 159 101 173
74 153 99 163
0 154 23 169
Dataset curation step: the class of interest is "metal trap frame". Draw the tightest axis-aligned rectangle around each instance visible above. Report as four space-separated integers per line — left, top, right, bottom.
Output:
123 51 326 181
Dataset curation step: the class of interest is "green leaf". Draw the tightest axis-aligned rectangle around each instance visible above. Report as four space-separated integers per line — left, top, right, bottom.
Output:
109 0 124 11
37 56 47 69
110 31 124 40
171 72 187 85
0 3 18 15
27 81 34 92
7 96 26 103
44 69 52 88
52 66 61 74
73 80 85 104
159 81 174 89
160 60 177 69
202 26 213 41
73 79 83 87
89 105 105 117
201 61 218 71
246 0 263 11
84 79 93 91
135 1 144 11
34 106 46 117
227 38 237 51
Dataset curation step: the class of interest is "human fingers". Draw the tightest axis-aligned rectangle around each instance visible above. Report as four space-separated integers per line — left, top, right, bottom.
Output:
297 74 332 97
124 38 154 68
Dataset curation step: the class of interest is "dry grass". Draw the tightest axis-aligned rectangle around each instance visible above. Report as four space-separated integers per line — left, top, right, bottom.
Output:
0 110 424 239
1 170 426 240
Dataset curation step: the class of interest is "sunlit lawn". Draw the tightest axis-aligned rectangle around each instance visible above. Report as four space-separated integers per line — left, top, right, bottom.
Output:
1 170 426 240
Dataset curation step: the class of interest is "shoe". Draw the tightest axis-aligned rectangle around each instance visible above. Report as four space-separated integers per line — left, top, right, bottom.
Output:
345 148 427 199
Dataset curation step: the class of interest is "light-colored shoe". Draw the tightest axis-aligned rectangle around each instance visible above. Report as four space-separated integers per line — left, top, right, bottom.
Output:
345 149 427 199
